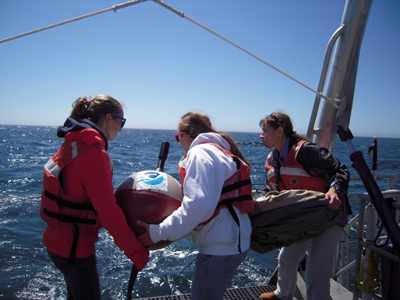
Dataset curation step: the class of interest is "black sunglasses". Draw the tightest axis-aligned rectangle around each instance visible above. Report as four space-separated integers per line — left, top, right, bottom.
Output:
111 114 126 128
99 113 126 128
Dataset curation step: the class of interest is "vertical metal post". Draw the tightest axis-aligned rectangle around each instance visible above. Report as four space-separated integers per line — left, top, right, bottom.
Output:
309 0 372 151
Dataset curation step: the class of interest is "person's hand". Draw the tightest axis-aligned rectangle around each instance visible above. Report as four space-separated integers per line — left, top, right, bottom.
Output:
325 187 341 210
137 220 154 247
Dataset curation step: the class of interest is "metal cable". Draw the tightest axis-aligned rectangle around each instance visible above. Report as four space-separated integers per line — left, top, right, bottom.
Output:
1 0 334 104
0 0 148 44
152 0 334 103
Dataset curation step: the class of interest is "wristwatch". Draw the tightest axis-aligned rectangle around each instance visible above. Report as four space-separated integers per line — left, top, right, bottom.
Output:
330 181 341 194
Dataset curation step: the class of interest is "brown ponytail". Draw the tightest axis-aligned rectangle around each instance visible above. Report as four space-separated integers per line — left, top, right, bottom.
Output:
178 111 252 170
259 111 309 141
69 94 123 124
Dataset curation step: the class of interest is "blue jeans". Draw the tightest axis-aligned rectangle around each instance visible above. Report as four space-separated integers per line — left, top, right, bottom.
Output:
47 250 101 300
191 251 247 300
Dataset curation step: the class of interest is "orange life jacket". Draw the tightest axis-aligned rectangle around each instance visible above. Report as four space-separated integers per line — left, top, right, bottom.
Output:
264 140 328 192
40 140 105 264
178 143 254 252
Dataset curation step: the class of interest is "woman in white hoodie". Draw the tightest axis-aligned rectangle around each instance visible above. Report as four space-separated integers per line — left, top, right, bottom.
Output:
138 111 254 300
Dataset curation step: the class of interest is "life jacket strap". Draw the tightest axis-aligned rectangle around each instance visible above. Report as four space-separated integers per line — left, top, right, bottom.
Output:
221 179 252 195
217 188 252 254
43 208 97 266
232 156 241 170
226 202 241 253
44 190 97 213
43 208 97 225
68 224 80 265
218 194 253 206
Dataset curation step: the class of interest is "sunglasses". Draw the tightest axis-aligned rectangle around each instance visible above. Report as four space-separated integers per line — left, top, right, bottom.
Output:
269 113 281 127
99 113 126 128
111 114 126 128
174 131 188 142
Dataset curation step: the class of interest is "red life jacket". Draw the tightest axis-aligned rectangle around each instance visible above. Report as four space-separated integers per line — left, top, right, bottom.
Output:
178 143 254 252
264 140 328 192
40 139 106 264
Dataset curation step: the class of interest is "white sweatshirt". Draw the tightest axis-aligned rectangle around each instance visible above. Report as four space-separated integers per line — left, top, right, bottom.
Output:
149 133 252 255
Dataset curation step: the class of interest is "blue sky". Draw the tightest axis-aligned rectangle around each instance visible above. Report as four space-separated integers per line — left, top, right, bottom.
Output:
0 0 399 138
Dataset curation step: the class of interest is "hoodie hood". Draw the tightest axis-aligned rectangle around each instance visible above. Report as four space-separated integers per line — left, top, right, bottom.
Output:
190 132 231 152
57 118 108 150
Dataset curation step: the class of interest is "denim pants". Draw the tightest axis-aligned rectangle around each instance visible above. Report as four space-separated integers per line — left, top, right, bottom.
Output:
191 251 247 300
47 250 101 300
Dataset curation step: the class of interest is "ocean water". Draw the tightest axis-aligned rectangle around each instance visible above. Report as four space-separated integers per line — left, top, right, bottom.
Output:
1 125 399 299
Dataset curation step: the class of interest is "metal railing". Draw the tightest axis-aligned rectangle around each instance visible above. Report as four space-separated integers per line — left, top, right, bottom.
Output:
333 174 400 299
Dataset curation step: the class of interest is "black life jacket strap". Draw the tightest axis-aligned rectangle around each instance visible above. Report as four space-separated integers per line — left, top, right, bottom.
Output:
43 208 97 266
218 194 253 207
44 190 97 213
221 179 252 195
217 195 252 253
232 156 241 170
226 202 241 253
68 224 79 265
127 264 139 300
216 156 249 253
43 208 97 225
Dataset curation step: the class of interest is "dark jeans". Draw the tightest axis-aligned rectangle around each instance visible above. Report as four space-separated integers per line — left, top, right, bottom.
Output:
191 251 247 300
47 250 101 300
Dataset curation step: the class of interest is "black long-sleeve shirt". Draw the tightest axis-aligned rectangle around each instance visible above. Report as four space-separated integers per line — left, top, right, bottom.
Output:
266 137 350 196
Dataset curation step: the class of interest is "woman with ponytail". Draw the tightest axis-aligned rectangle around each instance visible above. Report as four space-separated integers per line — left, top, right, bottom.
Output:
40 95 148 299
138 111 254 300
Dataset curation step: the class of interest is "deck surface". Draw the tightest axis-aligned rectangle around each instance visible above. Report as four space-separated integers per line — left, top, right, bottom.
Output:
138 284 276 300
138 274 353 300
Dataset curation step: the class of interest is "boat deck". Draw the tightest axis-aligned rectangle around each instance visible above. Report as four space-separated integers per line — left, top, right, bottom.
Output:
138 272 353 300
139 284 276 300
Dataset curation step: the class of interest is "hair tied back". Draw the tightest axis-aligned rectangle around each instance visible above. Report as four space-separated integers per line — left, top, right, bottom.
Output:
84 95 92 108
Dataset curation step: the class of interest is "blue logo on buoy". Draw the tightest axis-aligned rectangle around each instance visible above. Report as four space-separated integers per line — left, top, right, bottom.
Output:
142 172 164 186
